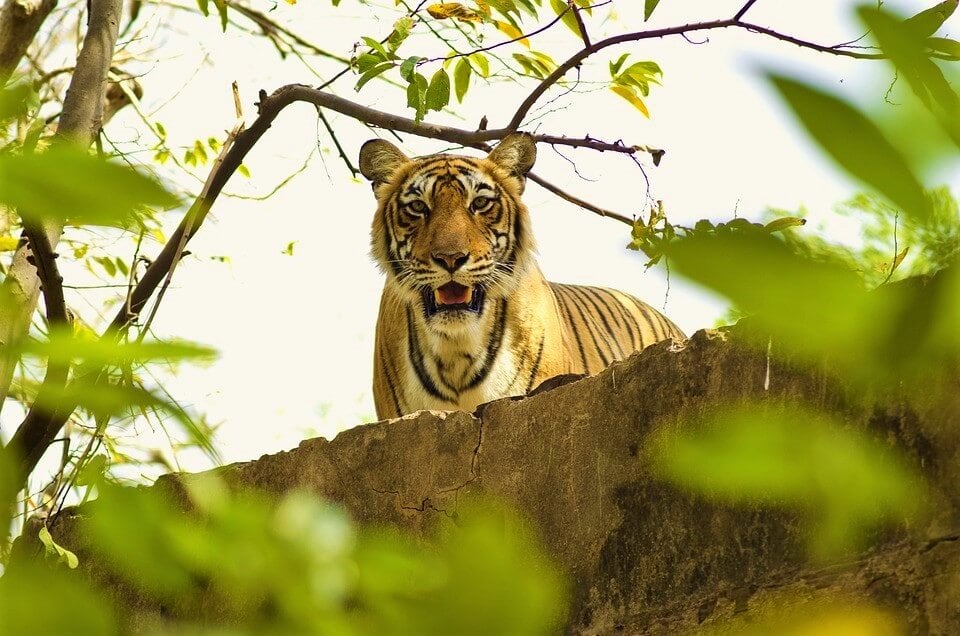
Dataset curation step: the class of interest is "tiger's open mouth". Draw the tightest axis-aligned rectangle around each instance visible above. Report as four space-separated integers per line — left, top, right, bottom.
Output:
422 282 485 318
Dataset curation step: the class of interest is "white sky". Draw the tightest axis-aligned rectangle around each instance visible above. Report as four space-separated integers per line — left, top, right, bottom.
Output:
20 0 957 473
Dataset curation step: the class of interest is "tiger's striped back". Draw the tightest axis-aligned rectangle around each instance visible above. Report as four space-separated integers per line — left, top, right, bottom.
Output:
550 283 684 376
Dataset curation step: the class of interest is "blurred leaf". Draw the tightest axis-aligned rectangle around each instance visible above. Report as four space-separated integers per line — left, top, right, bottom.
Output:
0 145 179 228
21 330 217 367
76 454 109 487
927 36 960 58
904 0 957 36
768 72 930 221
649 404 926 559
763 216 807 233
0 83 39 123
0 563 115 633
667 232 895 368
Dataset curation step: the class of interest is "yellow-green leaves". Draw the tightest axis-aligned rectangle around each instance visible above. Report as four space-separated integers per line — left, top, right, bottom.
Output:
513 50 557 78
76 482 565 632
427 2 484 22
609 55 662 118
196 0 228 32
0 145 178 229
649 404 925 560
768 73 931 222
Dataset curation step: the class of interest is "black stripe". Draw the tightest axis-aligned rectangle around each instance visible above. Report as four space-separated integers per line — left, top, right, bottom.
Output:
552 285 590 373
569 286 625 360
625 295 663 342
378 345 404 417
382 206 402 276
465 299 508 390
406 306 455 402
524 335 546 394
599 288 639 352
561 285 612 367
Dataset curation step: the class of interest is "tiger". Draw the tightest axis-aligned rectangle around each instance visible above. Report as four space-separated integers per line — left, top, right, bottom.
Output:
358 133 685 420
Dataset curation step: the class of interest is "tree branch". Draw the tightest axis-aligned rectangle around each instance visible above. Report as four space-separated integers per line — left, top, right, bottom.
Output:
733 0 760 22
0 0 122 495
507 15 884 129
570 0 591 48
0 0 57 85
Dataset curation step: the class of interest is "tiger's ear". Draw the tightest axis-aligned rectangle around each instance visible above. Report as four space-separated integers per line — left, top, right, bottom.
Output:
487 133 536 180
359 139 409 188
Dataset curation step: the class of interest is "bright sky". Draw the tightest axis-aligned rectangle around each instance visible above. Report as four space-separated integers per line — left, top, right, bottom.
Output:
30 0 954 472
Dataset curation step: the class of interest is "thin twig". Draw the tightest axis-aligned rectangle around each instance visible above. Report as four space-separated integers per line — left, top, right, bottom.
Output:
570 0 591 48
527 172 632 225
733 0 760 21
507 16 885 129
317 108 358 176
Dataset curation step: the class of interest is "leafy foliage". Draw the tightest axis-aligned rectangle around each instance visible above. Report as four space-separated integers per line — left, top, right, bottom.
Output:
2 479 566 633
646 2 960 565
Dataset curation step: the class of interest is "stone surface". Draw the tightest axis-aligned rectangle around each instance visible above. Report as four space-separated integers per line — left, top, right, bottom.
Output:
30 327 960 633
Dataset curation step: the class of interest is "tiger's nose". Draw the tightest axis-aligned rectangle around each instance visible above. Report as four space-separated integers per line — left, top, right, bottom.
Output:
432 251 469 272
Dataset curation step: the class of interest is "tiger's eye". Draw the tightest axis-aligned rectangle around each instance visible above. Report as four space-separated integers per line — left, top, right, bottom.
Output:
408 200 429 216
471 196 492 212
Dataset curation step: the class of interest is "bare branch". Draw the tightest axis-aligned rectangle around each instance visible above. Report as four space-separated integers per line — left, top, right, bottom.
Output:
0 0 122 500
733 0 760 21
58 0 124 142
527 173 633 226
570 0 591 48
507 16 884 130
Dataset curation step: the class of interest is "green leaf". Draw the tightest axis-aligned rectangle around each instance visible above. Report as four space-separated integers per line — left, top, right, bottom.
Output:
454 58 473 102
927 36 960 58
610 85 650 117
386 16 415 51
549 0 583 39
644 0 661 21
407 73 429 121
904 0 957 36
400 56 423 81
76 455 108 487
211 0 227 31
426 68 451 111
38 526 80 569
20 331 217 367
95 256 117 277
355 61 395 91
470 53 490 77
649 404 925 559
609 53 630 76
0 145 179 228
361 36 392 61
767 72 930 221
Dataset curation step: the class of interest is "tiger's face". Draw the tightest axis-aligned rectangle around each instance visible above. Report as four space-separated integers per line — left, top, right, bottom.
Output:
360 134 537 332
